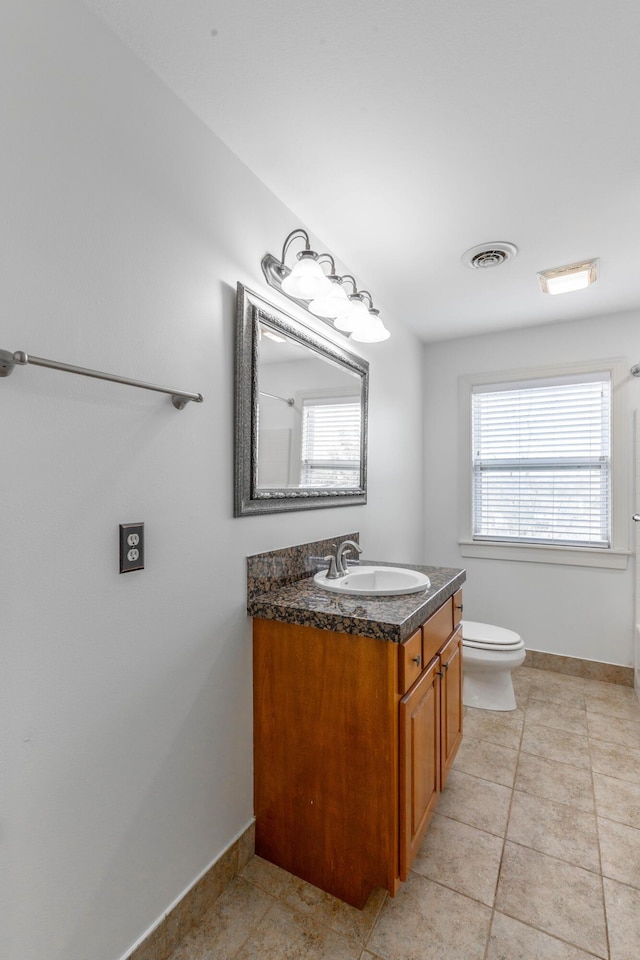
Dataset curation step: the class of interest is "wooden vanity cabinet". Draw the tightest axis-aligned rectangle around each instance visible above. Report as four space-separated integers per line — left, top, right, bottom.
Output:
440 626 463 787
253 591 463 909
398 654 441 879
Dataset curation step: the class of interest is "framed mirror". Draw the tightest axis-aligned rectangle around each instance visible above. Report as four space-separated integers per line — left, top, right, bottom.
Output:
234 284 369 516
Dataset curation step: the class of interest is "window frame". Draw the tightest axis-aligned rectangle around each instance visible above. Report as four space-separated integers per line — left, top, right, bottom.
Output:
458 359 630 569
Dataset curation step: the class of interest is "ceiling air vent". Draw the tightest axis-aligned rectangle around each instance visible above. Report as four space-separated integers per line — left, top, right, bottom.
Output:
462 242 518 269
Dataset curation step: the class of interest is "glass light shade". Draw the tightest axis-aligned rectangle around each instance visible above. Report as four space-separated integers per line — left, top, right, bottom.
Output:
334 296 371 332
351 317 391 343
281 254 333 300
308 280 350 319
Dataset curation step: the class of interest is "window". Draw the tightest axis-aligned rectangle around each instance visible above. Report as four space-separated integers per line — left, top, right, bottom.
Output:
300 396 362 487
458 361 629 569
472 373 611 547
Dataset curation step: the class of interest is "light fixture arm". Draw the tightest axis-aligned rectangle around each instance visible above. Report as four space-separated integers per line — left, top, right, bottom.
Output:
316 253 337 275
280 228 312 264
340 275 359 294
352 289 374 308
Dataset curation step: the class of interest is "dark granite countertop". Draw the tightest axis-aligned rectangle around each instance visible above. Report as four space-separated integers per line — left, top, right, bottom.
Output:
247 560 466 643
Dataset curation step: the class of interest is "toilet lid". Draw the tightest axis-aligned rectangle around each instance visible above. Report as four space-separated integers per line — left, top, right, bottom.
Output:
461 620 524 651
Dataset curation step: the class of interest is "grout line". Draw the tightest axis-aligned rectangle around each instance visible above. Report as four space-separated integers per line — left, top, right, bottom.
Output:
494 906 609 960
480 687 528 960
587 728 612 960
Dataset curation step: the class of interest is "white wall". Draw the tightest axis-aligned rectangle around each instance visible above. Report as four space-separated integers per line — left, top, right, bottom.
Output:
2 4 426 959
635 413 640 690
423 311 639 667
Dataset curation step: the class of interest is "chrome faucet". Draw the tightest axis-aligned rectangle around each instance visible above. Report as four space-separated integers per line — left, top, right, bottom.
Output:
335 539 363 576
322 539 363 579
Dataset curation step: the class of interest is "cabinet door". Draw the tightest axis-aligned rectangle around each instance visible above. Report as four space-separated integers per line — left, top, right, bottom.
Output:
440 626 463 788
398 657 440 880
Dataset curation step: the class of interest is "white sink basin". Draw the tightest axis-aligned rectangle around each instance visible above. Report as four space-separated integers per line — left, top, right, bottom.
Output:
313 565 431 596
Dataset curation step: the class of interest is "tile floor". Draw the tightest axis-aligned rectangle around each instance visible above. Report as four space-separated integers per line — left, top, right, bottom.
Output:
167 666 640 960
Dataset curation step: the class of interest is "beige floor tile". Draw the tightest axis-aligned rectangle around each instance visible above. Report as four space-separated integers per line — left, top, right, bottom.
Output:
486 911 600 960
593 772 640 829
236 901 361 959
241 855 294 898
452 735 519 786
583 677 639 700
507 791 600 872
587 712 640 749
589 737 640 785
514 752 595 812
512 673 531 705
411 812 503 905
586 692 640 724
525 697 588 736
531 669 586 689
368 872 492 960
603 878 640 960
598 817 640 889
529 683 585 709
526 678 586 709
436 769 512 837
282 877 386 945
520 722 591 769
168 877 274 960
462 708 524 750
513 665 539 679
495 842 607 958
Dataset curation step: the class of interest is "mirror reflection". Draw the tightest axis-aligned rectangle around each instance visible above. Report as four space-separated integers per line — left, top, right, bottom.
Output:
234 285 368 516
257 324 362 490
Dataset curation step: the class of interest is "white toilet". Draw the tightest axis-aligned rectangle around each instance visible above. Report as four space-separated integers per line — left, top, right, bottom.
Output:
461 620 525 711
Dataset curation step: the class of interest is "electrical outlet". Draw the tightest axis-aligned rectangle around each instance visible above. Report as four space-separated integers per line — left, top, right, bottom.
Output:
119 522 144 573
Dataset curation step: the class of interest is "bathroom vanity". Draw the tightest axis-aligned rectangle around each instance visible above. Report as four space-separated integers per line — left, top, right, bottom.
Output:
248 546 465 909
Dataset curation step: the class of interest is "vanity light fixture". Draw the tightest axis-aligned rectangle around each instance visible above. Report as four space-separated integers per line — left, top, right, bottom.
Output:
537 258 599 295
261 228 391 343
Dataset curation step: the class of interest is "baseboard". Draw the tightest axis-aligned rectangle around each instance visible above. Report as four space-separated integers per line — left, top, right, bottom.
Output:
524 649 634 687
123 820 255 960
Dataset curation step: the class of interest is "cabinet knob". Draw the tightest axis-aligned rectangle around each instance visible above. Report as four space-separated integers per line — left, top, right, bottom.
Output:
412 655 421 666
442 662 449 671
455 602 463 611
436 670 444 678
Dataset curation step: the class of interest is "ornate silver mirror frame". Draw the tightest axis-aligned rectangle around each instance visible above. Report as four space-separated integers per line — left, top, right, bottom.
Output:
234 284 369 516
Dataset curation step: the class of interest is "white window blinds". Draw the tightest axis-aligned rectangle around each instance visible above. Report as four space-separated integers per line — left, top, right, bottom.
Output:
471 373 611 548
300 397 361 488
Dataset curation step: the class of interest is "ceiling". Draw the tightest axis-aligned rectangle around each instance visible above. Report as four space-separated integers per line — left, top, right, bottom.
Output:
85 0 640 342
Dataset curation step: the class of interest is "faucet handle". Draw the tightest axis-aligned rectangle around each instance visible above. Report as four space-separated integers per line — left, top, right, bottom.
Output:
323 555 341 579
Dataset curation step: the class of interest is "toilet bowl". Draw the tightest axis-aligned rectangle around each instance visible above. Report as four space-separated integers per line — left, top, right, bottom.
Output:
461 620 525 711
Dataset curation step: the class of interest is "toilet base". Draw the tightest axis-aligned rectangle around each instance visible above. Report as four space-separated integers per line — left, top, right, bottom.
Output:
463 670 518 711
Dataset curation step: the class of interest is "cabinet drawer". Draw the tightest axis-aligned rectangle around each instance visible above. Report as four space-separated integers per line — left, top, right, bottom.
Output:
399 628 423 694
422 599 454 664
452 589 463 628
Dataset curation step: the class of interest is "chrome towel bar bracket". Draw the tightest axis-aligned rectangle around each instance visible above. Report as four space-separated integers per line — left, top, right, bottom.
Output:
0 349 203 410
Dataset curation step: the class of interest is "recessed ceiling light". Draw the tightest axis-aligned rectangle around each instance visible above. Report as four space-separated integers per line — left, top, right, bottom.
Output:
537 258 599 295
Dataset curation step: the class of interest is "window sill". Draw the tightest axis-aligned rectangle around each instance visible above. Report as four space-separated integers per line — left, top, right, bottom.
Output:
458 539 630 569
